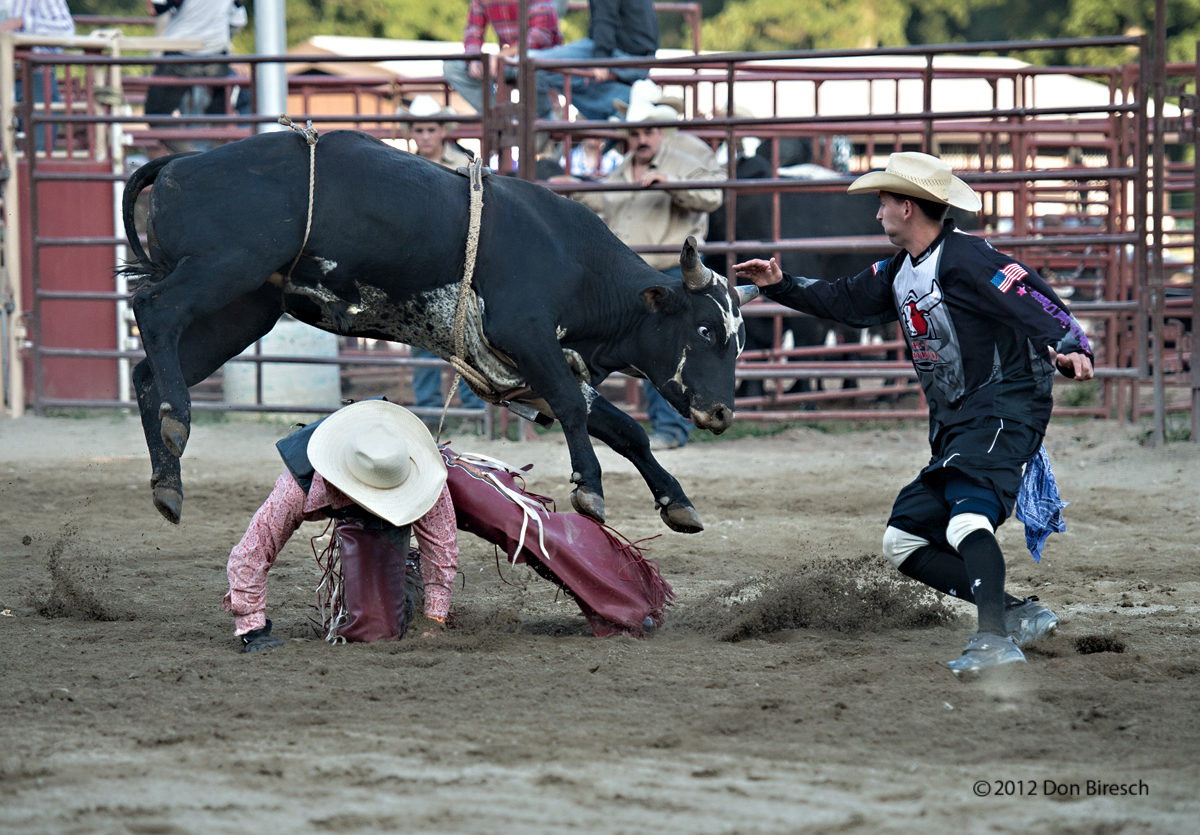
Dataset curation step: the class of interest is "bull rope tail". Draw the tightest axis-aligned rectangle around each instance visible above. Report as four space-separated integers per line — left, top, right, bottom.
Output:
436 157 493 440
279 115 320 282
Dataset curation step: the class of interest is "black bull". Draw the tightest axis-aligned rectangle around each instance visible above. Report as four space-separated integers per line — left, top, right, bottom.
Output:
121 130 754 533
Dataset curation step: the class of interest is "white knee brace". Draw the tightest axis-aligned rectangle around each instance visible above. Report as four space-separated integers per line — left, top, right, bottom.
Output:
946 513 994 551
881 526 930 568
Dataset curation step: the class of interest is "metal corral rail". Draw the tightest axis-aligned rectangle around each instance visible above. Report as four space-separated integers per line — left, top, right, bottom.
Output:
1 36 499 431
0 28 1194 441
524 35 1194 436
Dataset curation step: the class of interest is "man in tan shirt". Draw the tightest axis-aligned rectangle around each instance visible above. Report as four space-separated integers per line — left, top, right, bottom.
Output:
567 81 725 447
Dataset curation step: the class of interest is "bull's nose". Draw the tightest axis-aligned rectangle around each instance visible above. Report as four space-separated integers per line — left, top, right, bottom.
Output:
690 404 734 433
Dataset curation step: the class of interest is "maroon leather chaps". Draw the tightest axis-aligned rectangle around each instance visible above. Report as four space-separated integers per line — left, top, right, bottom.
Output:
442 447 673 637
328 520 414 643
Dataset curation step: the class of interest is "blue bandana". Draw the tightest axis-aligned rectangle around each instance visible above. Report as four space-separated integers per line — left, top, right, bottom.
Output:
1015 445 1068 563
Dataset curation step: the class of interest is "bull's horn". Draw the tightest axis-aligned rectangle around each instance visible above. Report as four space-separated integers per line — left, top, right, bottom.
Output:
680 236 714 292
736 284 760 305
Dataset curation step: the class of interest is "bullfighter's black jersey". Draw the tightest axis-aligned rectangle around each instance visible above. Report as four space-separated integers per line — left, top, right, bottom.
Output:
762 219 1092 436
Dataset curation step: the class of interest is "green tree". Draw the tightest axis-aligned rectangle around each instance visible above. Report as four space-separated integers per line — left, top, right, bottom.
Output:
699 0 1199 66
701 0 910 51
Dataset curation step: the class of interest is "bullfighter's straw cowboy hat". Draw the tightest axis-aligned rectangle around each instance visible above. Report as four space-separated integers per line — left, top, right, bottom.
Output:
848 151 981 212
308 400 447 527
397 94 458 134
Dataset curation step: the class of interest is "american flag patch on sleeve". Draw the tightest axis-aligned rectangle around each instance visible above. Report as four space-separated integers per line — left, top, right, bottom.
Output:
872 259 888 275
990 262 1027 292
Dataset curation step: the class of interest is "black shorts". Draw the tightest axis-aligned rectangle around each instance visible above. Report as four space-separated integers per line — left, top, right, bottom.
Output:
888 416 1042 548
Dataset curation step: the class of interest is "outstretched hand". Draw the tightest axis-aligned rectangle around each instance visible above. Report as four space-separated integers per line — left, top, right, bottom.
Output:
733 257 783 288
1049 350 1094 380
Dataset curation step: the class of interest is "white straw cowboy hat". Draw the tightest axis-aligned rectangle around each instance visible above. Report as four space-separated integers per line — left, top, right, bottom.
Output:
307 400 447 527
398 94 458 134
613 79 684 124
848 151 981 212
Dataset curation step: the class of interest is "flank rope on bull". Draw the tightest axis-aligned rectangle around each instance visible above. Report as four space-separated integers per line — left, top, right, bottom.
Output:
272 122 491 439
436 157 493 440
279 115 320 283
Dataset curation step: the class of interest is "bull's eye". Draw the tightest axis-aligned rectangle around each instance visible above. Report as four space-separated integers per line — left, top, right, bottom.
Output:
697 325 714 343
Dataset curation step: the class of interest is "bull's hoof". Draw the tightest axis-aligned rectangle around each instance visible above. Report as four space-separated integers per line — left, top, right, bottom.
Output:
159 404 190 459
153 485 183 525
570 487 606 524
660 501 704 533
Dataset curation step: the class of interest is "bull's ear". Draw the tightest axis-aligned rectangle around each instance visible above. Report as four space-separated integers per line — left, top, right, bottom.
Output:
641 285 683 314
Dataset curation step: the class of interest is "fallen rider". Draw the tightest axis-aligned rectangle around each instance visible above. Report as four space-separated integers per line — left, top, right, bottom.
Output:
224 400 457 651
224 400 673 652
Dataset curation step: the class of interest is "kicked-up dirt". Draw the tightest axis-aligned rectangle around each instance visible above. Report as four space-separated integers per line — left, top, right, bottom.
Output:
1 414 1198 833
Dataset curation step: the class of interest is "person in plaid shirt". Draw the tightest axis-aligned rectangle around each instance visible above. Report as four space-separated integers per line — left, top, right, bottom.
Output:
442 0 562 117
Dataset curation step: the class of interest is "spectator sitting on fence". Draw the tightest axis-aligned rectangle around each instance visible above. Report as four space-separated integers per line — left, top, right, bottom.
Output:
555 80 725 450
396 95 487 426
2 0 75 153
142 0 246 154
527 0 659 123
442 0 562 120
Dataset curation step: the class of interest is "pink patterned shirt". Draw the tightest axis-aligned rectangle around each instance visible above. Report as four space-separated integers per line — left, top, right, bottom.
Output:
223 471 459 635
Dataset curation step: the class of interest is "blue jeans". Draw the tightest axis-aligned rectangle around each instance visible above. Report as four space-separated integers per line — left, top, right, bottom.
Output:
529 39 649 122
411 348 486 411
642 265 693 445
644 380 691 445
14 68 62 153
442 58 552 118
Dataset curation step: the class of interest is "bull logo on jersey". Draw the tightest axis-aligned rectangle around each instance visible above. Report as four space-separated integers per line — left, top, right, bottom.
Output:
901 280 943 340
901 280 945 372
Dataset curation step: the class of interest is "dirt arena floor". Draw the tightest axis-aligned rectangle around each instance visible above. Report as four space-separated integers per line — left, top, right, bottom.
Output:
2 412 1198 834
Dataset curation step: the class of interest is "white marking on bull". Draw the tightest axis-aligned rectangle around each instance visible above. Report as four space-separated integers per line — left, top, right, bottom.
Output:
556 326 568 340
581 382 598 413
670 346 690 394
706 274 741 345
316 258 338 275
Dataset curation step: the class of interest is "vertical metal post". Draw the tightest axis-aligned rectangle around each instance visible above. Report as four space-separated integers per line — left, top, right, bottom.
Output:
724 61 736 280
479 55 493 167
1136 38 1149 379
255 0 287 132
923 53 934 154
109 38 131 407
1193 40 1200 441
517 0 535 181
1151 0 1168 444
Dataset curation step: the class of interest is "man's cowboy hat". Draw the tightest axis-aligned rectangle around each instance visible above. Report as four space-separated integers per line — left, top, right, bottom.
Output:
397 94 458 134
848 151 981 212
613 79 684 124
308 400 447 527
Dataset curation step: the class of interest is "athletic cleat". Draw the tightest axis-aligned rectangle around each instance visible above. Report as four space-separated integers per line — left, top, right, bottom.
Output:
1005 596 1059 646
947 632 1026 675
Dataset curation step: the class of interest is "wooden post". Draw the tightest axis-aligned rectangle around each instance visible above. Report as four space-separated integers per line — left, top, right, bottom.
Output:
1 32 24 418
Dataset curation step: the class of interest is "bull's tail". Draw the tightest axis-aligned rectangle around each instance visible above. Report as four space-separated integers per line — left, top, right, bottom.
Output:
118 152 196 286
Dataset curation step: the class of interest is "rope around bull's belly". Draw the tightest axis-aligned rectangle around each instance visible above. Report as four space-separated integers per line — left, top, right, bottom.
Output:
277 119 585 437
